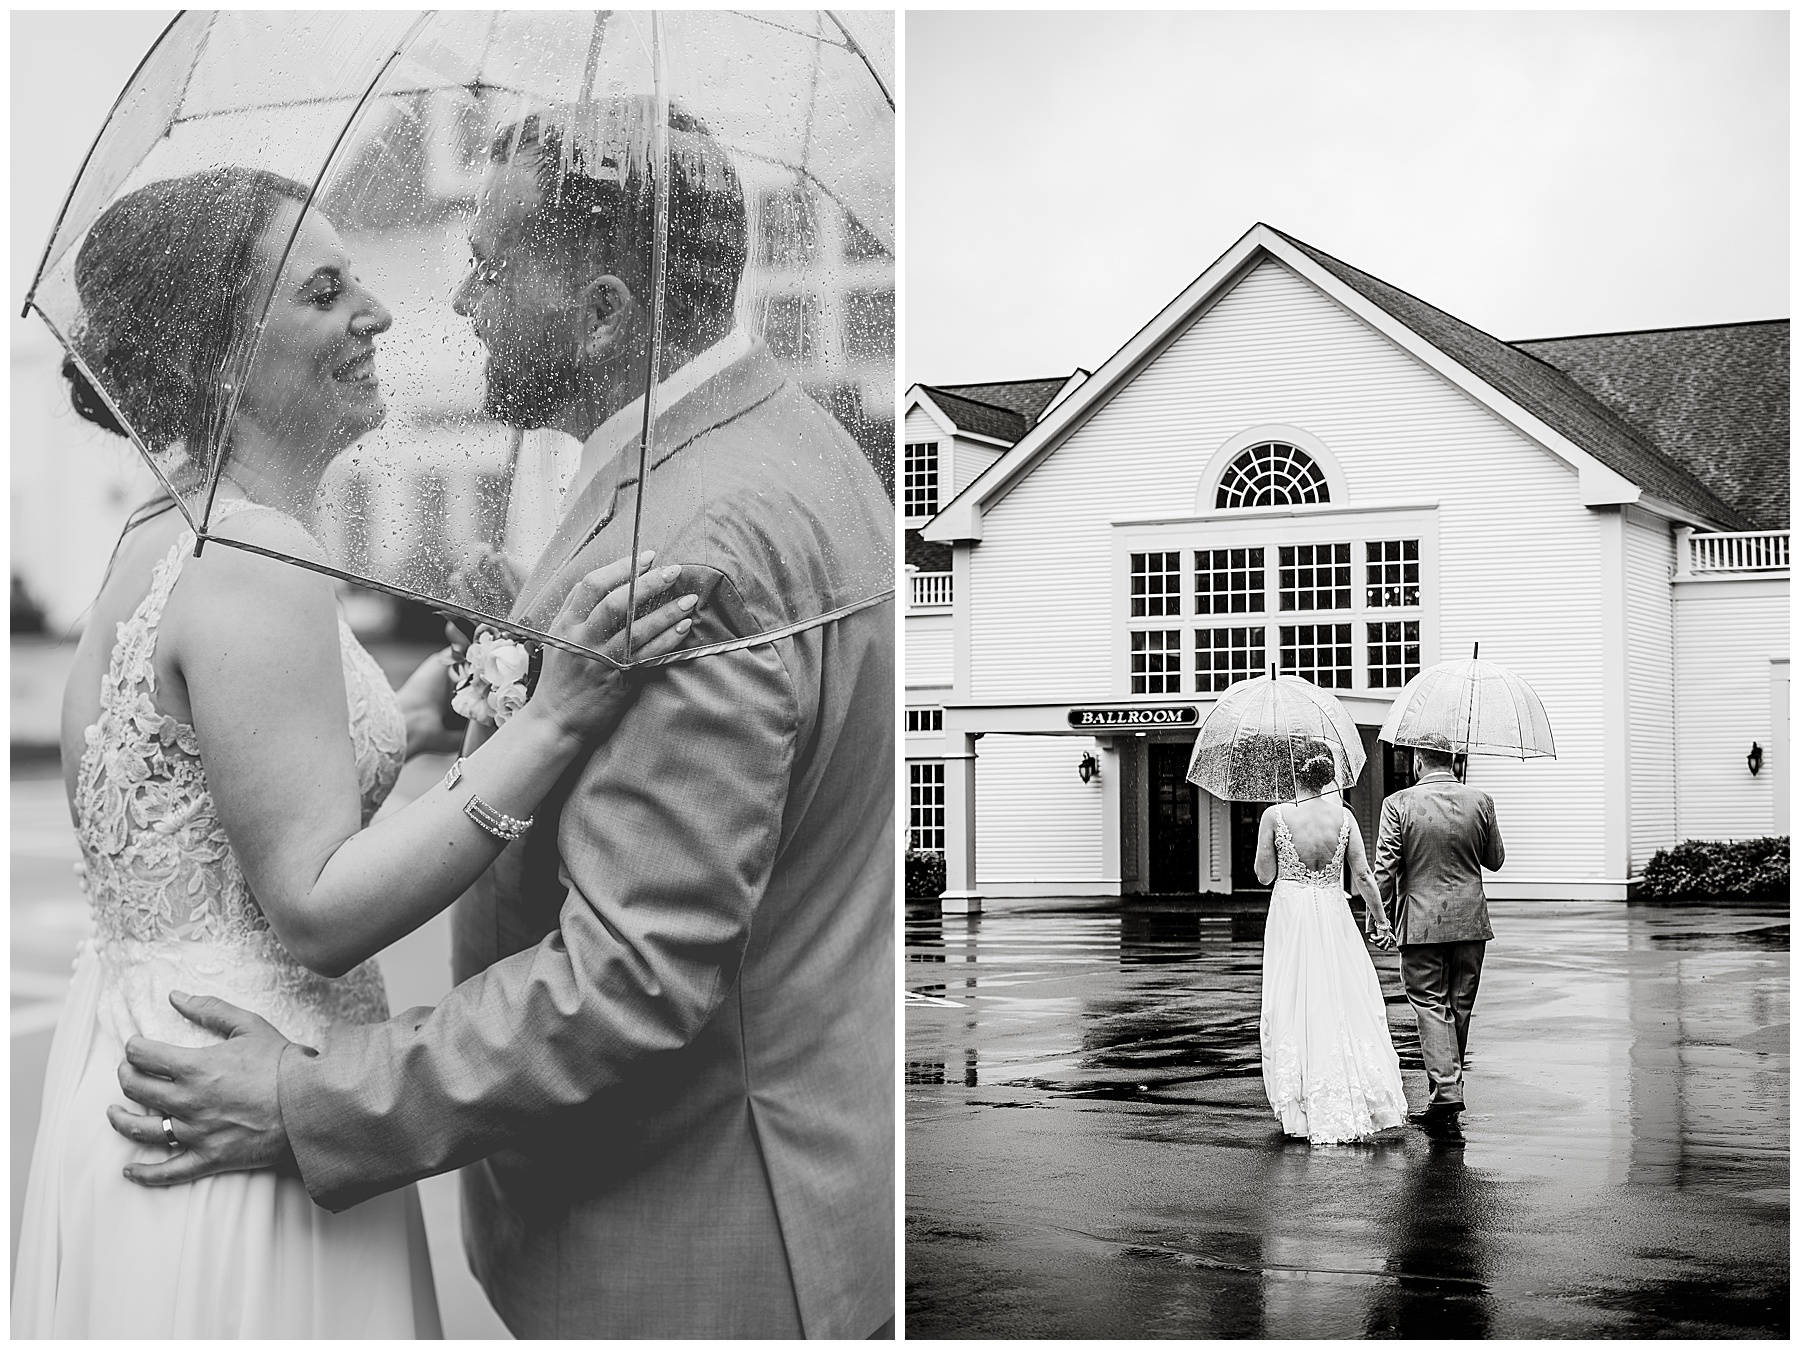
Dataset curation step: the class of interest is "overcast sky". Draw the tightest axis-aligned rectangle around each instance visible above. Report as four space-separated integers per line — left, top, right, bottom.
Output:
906 10 1788 386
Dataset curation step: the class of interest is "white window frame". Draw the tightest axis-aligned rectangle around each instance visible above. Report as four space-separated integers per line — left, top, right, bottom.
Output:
909 761 946 852
906 706 944 734
1111 501 1438 702
904 440 941 522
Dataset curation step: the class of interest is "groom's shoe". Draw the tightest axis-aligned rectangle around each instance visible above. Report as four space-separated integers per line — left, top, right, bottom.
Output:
1409 1106 1466 1144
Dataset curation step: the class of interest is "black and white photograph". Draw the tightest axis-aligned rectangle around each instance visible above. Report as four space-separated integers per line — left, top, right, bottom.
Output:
13 9 894 1338
903 10 1788 1339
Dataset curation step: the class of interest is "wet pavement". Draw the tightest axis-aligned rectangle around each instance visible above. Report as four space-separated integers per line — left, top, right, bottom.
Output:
905 897 1789 1338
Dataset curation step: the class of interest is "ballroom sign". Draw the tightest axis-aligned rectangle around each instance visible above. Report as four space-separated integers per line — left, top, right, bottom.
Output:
1067 705 1198 728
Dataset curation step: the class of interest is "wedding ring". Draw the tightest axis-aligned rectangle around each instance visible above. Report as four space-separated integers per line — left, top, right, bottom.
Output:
161 1115 179 1150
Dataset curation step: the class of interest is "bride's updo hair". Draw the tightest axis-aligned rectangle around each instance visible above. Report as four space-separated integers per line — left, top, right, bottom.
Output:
1293 740 1339 795
63 166 312 461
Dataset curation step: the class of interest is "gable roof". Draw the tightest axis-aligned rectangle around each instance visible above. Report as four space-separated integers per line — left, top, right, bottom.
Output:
937 377 1070 428
913 385 1032 444
1515 321 1788 530
1268 228 1754 530
928 223 1764 542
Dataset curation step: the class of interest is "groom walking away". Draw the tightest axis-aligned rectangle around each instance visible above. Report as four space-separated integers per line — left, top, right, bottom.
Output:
108 101 893 1338
1374 740 1505 1146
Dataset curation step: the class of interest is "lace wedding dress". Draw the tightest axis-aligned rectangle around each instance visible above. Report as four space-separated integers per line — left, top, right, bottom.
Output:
1259 804 1408 1145
13 500 441 1337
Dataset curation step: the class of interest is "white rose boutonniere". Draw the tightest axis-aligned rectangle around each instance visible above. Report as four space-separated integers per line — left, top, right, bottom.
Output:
450 626 541 728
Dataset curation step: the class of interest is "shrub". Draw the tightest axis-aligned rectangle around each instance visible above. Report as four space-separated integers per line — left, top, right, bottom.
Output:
1638 837 1789 902
906 849 946 900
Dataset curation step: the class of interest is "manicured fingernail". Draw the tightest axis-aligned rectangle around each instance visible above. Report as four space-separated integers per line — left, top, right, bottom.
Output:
675 618 692 634
678 594 698 610
638 550 656 567
661 565 681 583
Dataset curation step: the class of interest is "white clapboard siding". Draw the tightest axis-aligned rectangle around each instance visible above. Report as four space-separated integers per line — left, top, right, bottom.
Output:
903 406 942 443
1674 582 1787 840
952 436 1003 494
966 257 1609 881
1625 512 1677 869
975 734 1105 884
906 618 953 689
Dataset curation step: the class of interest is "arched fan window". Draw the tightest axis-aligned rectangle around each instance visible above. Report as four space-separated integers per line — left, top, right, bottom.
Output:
1215 442 1330 509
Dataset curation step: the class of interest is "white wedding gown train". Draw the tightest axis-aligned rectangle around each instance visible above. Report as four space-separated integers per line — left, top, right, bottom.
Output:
1259 806 1408 1145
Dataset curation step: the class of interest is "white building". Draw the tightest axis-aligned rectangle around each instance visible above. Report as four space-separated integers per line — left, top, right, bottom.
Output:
905 224 1788 905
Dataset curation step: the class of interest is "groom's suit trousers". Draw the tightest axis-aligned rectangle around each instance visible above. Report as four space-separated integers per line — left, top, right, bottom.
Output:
1399 941 1484 1107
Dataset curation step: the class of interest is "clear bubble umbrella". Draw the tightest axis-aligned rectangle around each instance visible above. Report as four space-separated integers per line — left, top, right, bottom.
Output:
23 9 894 667
1186 671 1366 803
1377 645 1556 761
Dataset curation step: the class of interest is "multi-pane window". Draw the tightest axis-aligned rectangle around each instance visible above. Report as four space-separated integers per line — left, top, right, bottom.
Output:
1215 442 1330 509
1130 552 1182 618
841 287 894 361
1130 630 1181 694
1279 543 1351 611
1368 620 1421 688
904 441 939 519
1194 547 1263 615
906 707 944 733
762 293 820 363
1125 525 1425 698
1280 623 1354 688
1194 626 1266 693
909 763 946 852
1366 539 1420 608
758 187 817 267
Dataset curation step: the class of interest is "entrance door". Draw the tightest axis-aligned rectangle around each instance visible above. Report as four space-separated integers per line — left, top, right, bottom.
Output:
1147 742 1199 893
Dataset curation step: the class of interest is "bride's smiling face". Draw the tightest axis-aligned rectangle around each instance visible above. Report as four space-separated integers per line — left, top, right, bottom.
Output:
235 202 392 459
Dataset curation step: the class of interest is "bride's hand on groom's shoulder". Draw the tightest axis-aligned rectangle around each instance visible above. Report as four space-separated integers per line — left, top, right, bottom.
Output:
532 554 708 745
107 992 300 1187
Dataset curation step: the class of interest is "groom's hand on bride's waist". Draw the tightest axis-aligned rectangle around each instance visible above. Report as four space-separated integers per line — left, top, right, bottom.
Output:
108 991 300 1187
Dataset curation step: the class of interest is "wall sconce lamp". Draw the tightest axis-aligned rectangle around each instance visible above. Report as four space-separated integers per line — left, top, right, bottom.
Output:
1077 751 1100 784
1748 742 1763 777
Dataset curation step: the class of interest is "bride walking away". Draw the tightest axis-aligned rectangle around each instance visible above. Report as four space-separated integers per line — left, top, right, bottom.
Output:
1254 743 1407 1145
1186 672 1407 1146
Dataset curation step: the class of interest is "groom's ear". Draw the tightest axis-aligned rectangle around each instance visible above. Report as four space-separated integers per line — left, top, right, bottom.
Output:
576 274 636 358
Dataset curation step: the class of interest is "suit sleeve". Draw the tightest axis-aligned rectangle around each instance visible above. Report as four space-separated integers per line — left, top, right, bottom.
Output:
277 592 799 1211
1373 796 1404 925
1480 794 1505 871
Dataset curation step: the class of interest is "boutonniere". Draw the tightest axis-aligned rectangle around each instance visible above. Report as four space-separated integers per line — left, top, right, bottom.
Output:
450 626 542 728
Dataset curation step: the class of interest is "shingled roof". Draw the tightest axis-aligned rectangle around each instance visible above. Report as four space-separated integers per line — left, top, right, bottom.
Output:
1515 322 1788 530
1270 228 1755 530
917 376 1074 447
915 386 1030 444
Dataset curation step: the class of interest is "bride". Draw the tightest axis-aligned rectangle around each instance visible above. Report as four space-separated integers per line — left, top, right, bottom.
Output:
13 166 701 1337
1255 741 1408 1145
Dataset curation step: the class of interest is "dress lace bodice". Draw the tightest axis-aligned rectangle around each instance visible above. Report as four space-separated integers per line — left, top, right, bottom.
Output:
1273 805 1349 892
72 499 404 1047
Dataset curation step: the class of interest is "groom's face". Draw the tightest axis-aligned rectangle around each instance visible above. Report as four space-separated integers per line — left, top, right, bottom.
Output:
453 162 587 429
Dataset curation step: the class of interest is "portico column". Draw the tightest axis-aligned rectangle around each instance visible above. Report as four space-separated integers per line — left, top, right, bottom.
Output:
941 732 983 914
1098 738 1122 892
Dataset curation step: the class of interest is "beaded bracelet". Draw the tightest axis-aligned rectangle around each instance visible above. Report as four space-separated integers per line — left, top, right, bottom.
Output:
443 757 533 842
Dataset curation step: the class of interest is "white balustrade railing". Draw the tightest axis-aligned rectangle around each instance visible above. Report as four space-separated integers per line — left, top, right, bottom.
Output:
1676 528 1790 578
909 571 954 608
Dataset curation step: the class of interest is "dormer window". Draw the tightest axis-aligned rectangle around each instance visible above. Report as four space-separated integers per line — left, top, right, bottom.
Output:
905 441 940 520
1215 441 1329 509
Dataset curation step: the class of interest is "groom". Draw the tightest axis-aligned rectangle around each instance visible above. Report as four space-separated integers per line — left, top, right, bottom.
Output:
1373 739 1505 1145
109 103 894 1337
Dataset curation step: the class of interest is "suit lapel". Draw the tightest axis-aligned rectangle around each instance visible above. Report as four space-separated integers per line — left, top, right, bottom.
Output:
512 342 788 629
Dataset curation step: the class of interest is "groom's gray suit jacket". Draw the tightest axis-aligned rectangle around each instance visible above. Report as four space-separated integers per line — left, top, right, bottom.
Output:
1373 772 1505 945
279 341 895 1338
